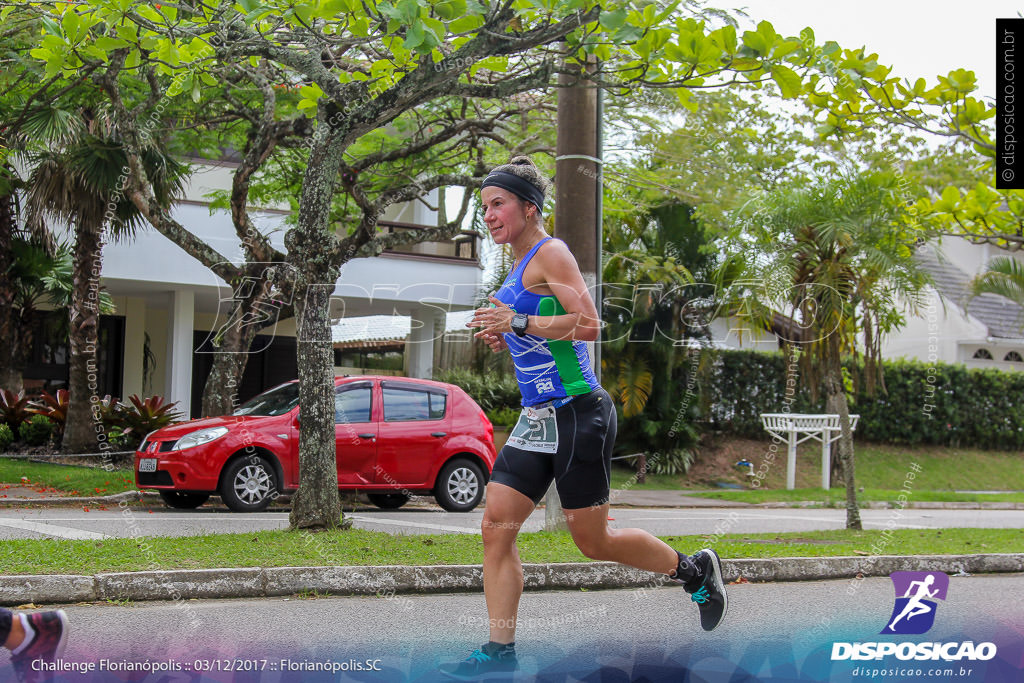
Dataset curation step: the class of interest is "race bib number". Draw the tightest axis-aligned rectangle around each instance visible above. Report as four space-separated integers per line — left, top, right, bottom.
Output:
505 405 559 453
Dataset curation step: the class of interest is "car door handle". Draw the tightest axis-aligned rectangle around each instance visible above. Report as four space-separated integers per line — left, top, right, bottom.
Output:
358 433 376 439
431 432 447 437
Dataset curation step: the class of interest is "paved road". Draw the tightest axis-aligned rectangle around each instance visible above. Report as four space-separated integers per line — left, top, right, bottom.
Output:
1 504 1022 540
0 575 1020 681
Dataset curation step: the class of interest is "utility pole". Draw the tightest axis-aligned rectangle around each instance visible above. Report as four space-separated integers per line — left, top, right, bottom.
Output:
544 55 602 531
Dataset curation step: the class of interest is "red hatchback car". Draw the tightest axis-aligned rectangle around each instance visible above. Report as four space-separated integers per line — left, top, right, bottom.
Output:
135 376 496 512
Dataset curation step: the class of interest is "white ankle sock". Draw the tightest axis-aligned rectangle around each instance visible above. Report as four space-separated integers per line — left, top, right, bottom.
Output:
10 614 35 655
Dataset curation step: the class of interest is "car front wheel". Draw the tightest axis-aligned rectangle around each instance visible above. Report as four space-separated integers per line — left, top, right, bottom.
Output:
434 459 484 512
158 491 210 509
220 456 279 512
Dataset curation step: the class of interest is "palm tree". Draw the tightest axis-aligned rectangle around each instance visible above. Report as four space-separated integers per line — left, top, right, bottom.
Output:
735 172 930 529
601 203 729 475
22 109 185 452
969 257 1024 328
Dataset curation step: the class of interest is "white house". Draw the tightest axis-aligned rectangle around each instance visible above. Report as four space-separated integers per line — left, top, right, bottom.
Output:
706 237 1024 371
878 239 1024 371
27 158 485 417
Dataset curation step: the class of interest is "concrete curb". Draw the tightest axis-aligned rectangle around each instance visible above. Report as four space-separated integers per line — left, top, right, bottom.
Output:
0 490 151 507
1 553 1020 607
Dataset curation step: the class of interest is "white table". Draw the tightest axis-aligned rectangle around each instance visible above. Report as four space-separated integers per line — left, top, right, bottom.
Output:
759 413 860 489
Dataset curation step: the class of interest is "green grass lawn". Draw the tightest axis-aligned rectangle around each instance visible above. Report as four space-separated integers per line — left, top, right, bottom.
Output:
609 442 1024 502
684 488 1024 505
0 458 135 496
0 527 1020 575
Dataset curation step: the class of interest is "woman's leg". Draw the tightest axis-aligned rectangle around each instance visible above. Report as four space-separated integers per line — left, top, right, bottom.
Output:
481 482 538 644
563 503 678 574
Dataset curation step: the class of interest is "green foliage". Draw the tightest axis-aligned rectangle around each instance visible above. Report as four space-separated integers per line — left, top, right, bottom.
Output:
435 368 521 413
485 406 520 428
798 35 1014 252
96 395 126 430
0 389 34 436
6 239 90 321
642 445 696 477
702 349 817 436
20 414 56 447
733 170 931 396
969 257 1024 331
106 426 136 451
120 395 183 438
0 423 13 450
705 349 1024 450
600 202 723 475
26 389 68 436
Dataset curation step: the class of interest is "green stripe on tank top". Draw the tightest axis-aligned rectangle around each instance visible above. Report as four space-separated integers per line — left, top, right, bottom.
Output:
536 295 590 394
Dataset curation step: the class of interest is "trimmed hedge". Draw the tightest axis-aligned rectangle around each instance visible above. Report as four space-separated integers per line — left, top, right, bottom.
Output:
435 368 522 413
704 350 1024 450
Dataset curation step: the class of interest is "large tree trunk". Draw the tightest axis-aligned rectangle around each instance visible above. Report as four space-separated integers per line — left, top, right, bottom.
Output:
824 351 861 530
288 270 341 529
63 223 104 453
201 348 251 417
287 122 345 530
200 266 294 416
200 293 262 417
0 189 20 392
825 391 845 486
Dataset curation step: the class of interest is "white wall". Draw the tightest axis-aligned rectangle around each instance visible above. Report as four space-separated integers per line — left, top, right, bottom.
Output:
878 286 988 364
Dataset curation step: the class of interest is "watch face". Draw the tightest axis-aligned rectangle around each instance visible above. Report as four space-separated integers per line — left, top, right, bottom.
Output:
512 313 528 335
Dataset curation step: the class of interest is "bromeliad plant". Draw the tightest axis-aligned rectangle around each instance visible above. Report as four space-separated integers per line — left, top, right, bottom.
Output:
26 389 69 437
119 394 183 442
0 389 34 437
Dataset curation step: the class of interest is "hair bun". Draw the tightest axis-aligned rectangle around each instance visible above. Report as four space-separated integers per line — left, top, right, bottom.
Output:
509 156 535 167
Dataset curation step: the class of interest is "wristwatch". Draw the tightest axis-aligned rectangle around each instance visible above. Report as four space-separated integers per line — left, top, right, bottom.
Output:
510 312 529 337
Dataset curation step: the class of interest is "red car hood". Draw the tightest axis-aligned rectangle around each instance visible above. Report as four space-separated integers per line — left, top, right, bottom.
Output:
146 414 273 440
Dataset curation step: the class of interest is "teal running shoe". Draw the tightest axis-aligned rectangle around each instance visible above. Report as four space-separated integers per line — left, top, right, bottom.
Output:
439 642 518 680
676 548 728 632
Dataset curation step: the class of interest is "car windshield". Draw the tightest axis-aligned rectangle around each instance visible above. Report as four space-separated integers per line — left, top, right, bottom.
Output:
232 383 300 416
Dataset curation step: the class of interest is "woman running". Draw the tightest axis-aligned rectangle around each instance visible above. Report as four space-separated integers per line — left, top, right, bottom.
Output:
441 156 727 679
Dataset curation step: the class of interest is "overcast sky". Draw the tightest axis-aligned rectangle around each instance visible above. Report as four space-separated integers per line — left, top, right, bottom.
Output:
732 1 1022 100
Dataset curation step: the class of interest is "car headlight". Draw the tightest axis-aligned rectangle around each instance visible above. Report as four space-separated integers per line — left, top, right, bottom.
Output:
172 427 229 451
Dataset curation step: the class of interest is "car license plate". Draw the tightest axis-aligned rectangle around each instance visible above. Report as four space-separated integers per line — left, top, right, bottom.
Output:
139 458 157 473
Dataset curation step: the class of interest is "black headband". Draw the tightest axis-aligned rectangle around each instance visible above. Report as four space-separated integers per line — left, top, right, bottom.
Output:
481 170 545 212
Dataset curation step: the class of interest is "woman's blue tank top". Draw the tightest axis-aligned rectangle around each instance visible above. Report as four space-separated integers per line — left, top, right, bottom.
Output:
493 237 600 407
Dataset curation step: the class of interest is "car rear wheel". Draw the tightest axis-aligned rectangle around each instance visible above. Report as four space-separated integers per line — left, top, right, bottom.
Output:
158 491 210 509
220 456 279 512
434 459 484 512
367 493 411 510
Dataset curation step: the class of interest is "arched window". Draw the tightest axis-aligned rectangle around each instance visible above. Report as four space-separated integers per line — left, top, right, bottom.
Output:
1004 351 1023 363
973 348 993 359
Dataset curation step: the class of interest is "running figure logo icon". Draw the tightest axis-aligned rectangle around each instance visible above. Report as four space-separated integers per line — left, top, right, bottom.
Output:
881 571 950 635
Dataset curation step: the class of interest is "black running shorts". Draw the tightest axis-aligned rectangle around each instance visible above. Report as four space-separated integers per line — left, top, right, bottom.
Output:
490 387 616 509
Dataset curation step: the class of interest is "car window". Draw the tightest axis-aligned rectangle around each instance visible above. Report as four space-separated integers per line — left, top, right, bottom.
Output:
382 385 446 421
335 385 372 423
233 382 299 416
